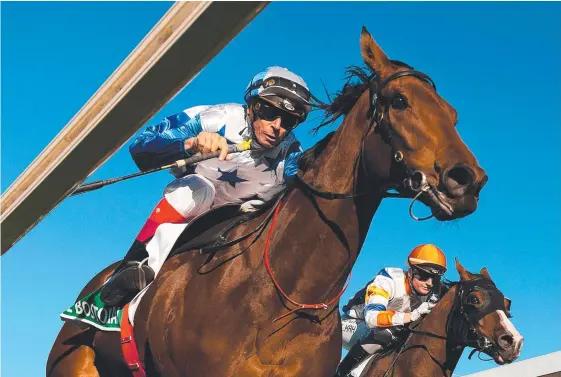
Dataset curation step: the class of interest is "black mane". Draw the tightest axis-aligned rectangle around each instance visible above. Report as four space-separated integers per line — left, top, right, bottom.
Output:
310 60 413 133
310 65 375 133
300 61 414 171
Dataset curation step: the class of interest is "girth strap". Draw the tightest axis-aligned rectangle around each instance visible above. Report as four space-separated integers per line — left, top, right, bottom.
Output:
120 305 146 377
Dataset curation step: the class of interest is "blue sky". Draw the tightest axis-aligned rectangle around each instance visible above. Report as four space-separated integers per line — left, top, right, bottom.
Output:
2 2 560 376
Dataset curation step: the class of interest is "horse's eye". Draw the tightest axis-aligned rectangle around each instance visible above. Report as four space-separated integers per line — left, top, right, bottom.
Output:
390 93 408 110
468 295 480 305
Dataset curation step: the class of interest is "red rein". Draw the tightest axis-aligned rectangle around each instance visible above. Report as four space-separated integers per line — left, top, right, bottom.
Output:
263 202 351 322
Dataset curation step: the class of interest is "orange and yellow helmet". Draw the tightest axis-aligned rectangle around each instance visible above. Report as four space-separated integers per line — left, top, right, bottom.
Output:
407 244 447 276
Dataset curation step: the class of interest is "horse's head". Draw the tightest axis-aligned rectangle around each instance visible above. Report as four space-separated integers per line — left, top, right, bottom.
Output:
453 259 523 364
359 27 487 220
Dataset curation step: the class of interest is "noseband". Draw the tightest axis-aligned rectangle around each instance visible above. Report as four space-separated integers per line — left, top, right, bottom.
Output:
296 67 440 221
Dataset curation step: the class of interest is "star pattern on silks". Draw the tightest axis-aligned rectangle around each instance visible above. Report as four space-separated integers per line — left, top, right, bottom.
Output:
217 167 248 188
261 156 280 173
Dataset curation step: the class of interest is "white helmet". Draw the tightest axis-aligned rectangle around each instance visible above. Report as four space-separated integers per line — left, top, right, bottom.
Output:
244 66 311 120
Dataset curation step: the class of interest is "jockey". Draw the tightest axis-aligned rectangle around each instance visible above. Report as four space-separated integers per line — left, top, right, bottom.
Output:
99 66 311 306
335 244 447 377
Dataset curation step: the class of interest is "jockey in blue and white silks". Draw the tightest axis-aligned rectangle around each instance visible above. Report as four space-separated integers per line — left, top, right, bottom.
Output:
99 67 311 306
129 103 302 206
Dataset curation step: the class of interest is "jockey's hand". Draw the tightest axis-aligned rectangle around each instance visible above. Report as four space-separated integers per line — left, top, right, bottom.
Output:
184 132 231 161
409 301 435 322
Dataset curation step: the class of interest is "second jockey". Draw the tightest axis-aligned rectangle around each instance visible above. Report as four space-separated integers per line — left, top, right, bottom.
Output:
335 244 447 377
99 66 311 306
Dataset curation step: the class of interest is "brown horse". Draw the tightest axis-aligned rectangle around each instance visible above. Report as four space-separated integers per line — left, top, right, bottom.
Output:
47 27 488 377
353 260 523 377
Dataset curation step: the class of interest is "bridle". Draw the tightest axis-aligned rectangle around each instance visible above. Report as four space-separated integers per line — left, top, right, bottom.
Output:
381 278 511 377
296 67 441 221
448 278 512 356
442 278 507 354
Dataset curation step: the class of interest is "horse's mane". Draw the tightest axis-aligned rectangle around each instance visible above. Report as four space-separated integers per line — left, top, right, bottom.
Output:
298 61 414 172
310 60 414 133
297 65 381 172
310 65 374 133
439 273 487 297
298 131 335 171
440 279 456 296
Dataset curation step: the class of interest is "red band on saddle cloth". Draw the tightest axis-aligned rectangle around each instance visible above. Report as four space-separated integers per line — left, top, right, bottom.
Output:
120 304 146 377
263 202 352 322
136 198 187 243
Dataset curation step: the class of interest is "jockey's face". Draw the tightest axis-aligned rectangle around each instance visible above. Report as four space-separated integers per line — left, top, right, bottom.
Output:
252 116 287 148
408 268 435 296
249 101 298 148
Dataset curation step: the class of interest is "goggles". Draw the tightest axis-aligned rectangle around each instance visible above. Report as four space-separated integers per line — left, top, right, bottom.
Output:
412 265 443 282
254 101 300 130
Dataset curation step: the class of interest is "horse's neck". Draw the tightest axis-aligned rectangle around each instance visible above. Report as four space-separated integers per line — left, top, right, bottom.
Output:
298 94 389 257
405 286 465 376
302 94 373 193
262 93 389 306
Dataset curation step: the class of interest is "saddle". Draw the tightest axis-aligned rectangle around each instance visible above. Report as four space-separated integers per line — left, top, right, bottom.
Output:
167 196 280 259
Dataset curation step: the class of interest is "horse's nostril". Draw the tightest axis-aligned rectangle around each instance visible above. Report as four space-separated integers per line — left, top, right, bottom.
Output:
443 165 474 196
499 334 514 348
447 166 473 187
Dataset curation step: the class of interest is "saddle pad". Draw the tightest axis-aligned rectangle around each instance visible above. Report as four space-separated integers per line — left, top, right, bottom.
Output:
60 287 124 332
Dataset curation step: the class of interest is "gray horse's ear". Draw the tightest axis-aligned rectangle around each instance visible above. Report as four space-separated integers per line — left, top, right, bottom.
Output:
480 267 492 280
360 27 391 78
455 258 471 281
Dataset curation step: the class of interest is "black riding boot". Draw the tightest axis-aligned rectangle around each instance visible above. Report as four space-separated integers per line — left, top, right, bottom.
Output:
334 343 370 377
99 240 155 306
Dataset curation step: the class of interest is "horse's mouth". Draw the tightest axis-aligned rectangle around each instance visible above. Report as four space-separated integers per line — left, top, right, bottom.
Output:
477 336 521 365
491 348 519 365
404 171 479 221
492 352 507 365
419 186 478 221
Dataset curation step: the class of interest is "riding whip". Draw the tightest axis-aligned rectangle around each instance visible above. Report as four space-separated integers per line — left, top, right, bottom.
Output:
70 140 252 197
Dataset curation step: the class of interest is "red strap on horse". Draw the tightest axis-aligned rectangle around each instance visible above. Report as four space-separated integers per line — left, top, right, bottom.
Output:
263 202 352 322
120 304 146 377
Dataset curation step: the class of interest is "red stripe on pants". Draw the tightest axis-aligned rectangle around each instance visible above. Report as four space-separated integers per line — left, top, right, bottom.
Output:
136 198 186 243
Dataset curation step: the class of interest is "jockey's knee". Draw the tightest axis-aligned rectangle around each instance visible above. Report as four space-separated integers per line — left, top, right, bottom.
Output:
358 342 383 355
360 328 396 354
164 174 215 218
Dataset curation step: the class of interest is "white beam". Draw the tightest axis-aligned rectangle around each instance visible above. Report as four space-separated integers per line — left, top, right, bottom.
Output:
1 1 269 254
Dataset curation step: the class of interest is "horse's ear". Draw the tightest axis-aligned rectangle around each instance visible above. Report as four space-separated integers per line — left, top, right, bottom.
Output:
480 267 492 281
455 258 471 281
360 26 392 77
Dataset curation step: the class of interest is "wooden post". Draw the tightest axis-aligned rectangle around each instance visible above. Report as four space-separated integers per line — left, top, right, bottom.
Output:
1 1 269 254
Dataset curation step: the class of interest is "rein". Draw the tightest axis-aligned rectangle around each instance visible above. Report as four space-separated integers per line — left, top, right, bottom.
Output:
296 69 439 221
263 199 352 322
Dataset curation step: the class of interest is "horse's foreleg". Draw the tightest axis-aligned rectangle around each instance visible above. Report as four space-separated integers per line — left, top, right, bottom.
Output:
46 325 100 377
